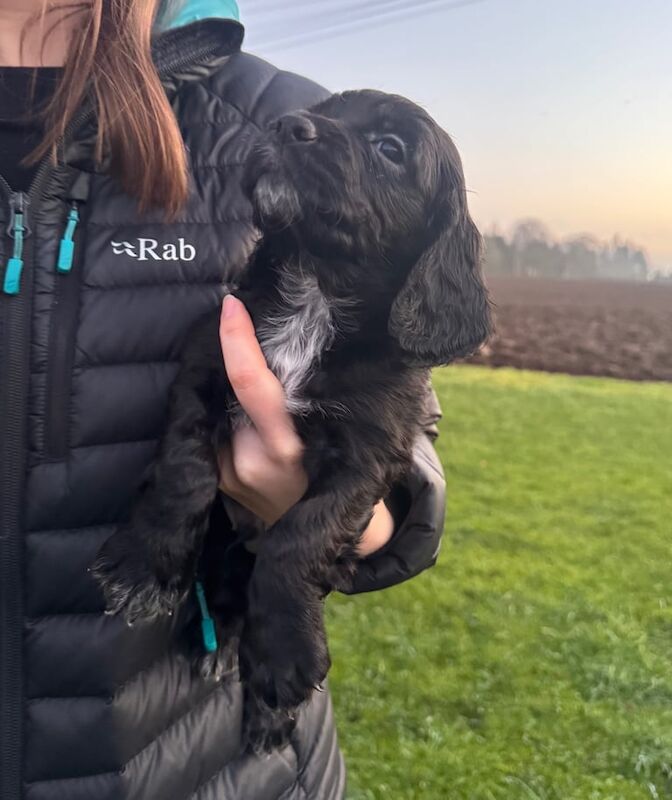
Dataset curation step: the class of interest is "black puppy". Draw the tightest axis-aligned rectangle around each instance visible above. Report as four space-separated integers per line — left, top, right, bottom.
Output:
92 90 492 752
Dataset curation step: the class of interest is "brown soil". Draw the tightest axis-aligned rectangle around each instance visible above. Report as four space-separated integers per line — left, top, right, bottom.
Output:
468 276 672 382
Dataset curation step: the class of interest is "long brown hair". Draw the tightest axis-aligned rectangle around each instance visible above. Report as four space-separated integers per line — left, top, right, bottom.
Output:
29 0 188 216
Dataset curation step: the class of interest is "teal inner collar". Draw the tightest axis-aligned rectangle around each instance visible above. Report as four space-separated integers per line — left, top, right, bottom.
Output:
159 0 240 30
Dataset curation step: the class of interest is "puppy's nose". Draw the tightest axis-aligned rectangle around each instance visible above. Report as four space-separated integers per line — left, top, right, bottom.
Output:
274 113 318 144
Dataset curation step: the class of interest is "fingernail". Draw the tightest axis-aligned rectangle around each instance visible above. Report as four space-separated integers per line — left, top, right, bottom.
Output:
222 295 239 319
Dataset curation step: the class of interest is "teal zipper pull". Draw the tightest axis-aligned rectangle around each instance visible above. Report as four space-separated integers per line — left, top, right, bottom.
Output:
56 202 80 274
4 193 29 295
195 580 218 654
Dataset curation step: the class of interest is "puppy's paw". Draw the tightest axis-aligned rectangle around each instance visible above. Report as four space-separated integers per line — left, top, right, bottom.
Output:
191 631 240 683
239 615 330 712
91 527 191 625
242 692 297 755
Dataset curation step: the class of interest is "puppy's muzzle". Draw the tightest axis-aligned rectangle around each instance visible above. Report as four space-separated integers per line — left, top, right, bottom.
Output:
274 113 318 144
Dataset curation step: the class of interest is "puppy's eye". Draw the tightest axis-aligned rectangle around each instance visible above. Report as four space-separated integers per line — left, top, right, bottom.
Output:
375 136 405 164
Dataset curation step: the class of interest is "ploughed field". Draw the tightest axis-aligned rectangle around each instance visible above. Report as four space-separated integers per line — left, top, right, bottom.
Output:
469 276 672 382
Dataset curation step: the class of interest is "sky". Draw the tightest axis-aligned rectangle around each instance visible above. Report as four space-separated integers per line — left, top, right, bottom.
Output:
240 0 672 270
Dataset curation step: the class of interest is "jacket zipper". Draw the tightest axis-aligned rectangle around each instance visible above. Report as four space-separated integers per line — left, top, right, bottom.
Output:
44 182 88 459
0 32 234 799
3 191 30 295
0 160 51 800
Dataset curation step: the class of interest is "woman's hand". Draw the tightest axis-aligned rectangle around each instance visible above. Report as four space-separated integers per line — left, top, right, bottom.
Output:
358 499 395 557
218 295 394 556
218 295 306 525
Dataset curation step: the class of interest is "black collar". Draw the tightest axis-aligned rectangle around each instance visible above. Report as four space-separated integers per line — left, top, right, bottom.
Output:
152 18 245 78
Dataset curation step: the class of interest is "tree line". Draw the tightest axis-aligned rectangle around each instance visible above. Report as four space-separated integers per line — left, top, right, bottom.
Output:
483 219 659 282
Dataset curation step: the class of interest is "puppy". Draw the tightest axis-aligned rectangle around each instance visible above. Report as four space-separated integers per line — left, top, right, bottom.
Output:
92 89 492 752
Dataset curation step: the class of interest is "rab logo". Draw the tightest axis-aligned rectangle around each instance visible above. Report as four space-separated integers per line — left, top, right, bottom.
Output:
111 241 137 257
110 238 196 262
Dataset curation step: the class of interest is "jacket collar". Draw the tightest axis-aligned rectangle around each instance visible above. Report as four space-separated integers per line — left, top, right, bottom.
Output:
152 0 243 73
152 17 244 76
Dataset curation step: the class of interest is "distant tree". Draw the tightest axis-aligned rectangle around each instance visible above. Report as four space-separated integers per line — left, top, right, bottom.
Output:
511 219 552 249
598 237 650 281
563 236 599 279
510 220 564 278
518 240 566 278
483 234 515 276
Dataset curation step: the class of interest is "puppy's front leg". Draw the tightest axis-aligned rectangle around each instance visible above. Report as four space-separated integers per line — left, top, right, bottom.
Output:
92 359 224 624
239 479 375 752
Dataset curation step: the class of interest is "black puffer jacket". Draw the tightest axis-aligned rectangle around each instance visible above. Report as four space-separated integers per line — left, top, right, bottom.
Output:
0 18 446 800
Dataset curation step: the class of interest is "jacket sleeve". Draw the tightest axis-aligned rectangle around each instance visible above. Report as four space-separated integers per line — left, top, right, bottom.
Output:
342 384 446 595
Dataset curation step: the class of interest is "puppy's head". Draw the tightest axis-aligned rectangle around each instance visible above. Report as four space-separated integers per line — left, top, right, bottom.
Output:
244 89 492 365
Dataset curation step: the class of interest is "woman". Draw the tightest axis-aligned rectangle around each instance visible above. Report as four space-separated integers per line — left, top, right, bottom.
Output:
0 0 446 797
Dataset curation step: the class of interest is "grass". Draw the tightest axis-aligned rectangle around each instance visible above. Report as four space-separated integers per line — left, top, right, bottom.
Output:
326 366 672 800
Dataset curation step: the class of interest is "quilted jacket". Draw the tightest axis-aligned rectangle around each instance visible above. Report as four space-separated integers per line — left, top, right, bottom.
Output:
0 15 447 800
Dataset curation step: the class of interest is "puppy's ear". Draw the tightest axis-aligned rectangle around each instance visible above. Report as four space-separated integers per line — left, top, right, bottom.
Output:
389 161 492 365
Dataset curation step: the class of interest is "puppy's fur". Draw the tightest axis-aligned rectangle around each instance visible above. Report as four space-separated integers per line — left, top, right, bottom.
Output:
92 90 492 752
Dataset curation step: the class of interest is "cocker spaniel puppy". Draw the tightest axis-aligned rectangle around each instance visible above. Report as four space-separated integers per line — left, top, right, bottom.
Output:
93 89 492 752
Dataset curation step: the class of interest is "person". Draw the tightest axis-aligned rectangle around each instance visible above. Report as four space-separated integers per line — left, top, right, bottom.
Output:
0 0 447 797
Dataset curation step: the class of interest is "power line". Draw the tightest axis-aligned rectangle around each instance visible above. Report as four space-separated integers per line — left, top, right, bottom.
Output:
243 0 425 18
244 0 418 43
243 0 448 45
248 0 491 54
243 0 436 46
242 0 491 48
243 0 398 11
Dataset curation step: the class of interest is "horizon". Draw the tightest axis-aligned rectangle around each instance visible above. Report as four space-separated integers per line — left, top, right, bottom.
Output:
240 0 672 272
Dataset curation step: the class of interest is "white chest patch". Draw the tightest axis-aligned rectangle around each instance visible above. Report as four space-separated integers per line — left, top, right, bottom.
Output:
231 273 335 427
258 272 335 414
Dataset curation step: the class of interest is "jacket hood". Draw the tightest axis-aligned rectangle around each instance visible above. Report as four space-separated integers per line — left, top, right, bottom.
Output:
159 0 240 30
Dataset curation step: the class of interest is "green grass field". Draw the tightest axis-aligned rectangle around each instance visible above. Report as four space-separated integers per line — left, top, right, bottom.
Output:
326 366 672 800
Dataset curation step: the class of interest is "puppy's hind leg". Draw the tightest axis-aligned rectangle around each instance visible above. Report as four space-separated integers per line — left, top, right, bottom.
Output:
239 477 375 752
193 527 257 681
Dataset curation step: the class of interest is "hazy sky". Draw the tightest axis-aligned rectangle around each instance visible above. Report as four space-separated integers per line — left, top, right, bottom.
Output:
241 0 672 269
